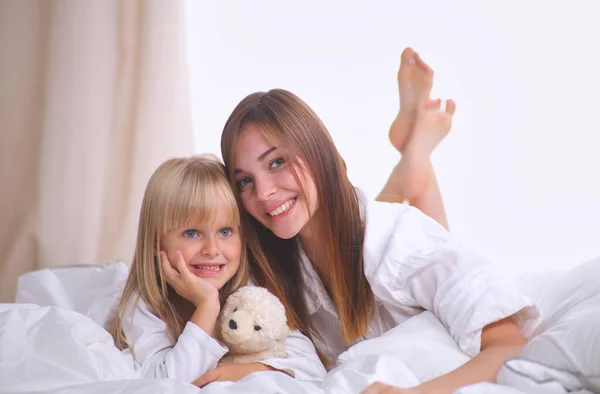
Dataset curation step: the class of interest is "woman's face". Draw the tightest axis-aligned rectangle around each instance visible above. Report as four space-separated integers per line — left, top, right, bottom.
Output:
232 123 318 240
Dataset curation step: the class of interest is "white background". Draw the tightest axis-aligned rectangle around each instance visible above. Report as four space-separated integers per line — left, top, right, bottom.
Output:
185 1 600 280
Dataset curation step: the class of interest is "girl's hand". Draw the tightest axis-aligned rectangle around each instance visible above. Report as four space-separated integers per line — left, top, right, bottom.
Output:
193 362 279 388
160 250 219 308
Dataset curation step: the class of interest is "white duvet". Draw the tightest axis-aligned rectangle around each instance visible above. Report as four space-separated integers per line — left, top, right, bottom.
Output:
0 303 462 394
3 258 600 394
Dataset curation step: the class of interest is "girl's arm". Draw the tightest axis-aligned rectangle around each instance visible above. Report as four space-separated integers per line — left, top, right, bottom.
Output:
259 328 328 380
120 250 225 382
123 297 227 382
194 280 327 386
193 328 327 387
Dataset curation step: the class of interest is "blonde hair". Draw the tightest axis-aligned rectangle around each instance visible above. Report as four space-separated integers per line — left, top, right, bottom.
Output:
112 155 249 350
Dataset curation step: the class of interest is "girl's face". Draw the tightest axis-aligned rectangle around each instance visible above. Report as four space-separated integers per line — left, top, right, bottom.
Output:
160 204 242 290
232 123 319 240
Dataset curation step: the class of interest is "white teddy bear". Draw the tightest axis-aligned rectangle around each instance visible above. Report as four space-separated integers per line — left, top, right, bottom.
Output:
219 286 289 363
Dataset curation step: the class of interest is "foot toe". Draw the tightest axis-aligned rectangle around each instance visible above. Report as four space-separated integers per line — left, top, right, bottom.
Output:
445 99 456 115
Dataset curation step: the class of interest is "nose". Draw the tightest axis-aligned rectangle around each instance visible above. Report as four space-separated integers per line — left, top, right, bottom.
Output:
254 177 276 201
229 319 238 330
201 236 219 257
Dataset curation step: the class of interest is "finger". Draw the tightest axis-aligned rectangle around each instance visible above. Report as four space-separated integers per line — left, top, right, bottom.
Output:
160 251 180 281
193 369 218 388
174 250 190 278
445 98 456 115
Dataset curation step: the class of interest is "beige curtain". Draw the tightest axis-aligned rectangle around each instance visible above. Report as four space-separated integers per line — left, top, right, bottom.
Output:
0 0 194 302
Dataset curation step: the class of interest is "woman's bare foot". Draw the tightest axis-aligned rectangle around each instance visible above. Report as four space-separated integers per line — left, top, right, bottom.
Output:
407 98 456 156
389 48 434 153
396 98 456 197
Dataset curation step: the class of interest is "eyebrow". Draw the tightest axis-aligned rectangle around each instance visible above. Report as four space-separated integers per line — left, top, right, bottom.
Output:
234 146 277 174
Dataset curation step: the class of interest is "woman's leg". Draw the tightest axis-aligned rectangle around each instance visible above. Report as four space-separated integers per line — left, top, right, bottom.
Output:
376 48 454 230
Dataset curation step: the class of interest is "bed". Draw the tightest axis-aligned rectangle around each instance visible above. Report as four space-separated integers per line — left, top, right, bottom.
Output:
2 258 599 394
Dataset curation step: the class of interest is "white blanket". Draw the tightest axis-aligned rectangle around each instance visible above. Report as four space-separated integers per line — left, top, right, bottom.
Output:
0 303 467 394
6 259 600 394
456 358 599 394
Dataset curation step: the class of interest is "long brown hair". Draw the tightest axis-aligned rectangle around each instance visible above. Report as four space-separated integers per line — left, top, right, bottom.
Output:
221 89 373 347
111 155 249 350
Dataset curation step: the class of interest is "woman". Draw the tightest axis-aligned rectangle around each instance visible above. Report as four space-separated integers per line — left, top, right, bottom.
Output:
217 48 538 393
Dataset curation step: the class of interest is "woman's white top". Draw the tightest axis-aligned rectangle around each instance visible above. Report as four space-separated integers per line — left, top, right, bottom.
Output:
299 188 540 368
123 293 326 383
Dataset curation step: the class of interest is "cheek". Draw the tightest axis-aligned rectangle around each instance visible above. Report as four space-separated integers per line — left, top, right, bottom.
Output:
176 245 197 263
161 236 179 255
222 238 242 264
279 169 300 190
240 193 254 213
240 193 266 223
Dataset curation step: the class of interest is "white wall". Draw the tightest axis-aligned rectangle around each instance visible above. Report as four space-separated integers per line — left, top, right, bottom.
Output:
185 1 600 280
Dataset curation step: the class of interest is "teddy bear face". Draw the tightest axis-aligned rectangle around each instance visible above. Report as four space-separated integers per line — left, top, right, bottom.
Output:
219 287 289 354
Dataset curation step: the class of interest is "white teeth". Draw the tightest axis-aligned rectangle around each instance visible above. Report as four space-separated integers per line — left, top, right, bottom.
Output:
194 265 222 271
268 199 295 217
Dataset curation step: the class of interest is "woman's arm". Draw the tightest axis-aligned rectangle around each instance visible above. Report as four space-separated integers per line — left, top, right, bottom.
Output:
381 318 525 394
360 198 539 394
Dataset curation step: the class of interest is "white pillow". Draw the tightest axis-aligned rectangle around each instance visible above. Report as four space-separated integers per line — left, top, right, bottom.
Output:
336 311 470 383
518 257 600 378
0 304 139 393
15 261 129 330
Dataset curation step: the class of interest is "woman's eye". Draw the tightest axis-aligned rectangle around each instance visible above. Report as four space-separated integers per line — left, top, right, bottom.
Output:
269 158 285 169
183 229 198 238
219 228 232 237
236 177 251 189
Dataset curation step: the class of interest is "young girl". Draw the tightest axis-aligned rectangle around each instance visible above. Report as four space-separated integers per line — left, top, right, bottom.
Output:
219 51 540 393
111 155 326 386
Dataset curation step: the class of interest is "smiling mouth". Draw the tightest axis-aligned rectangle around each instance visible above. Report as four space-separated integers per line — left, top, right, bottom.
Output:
191 264 225 273
268 198 296 217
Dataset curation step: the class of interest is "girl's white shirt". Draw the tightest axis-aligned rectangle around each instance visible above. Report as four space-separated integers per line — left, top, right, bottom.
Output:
122 290 326 383
299 188 540 368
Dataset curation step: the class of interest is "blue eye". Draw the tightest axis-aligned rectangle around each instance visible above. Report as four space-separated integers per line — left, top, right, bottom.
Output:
270 158 285 168
236 177 251 189
219 228 232 237
183 229 198 238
